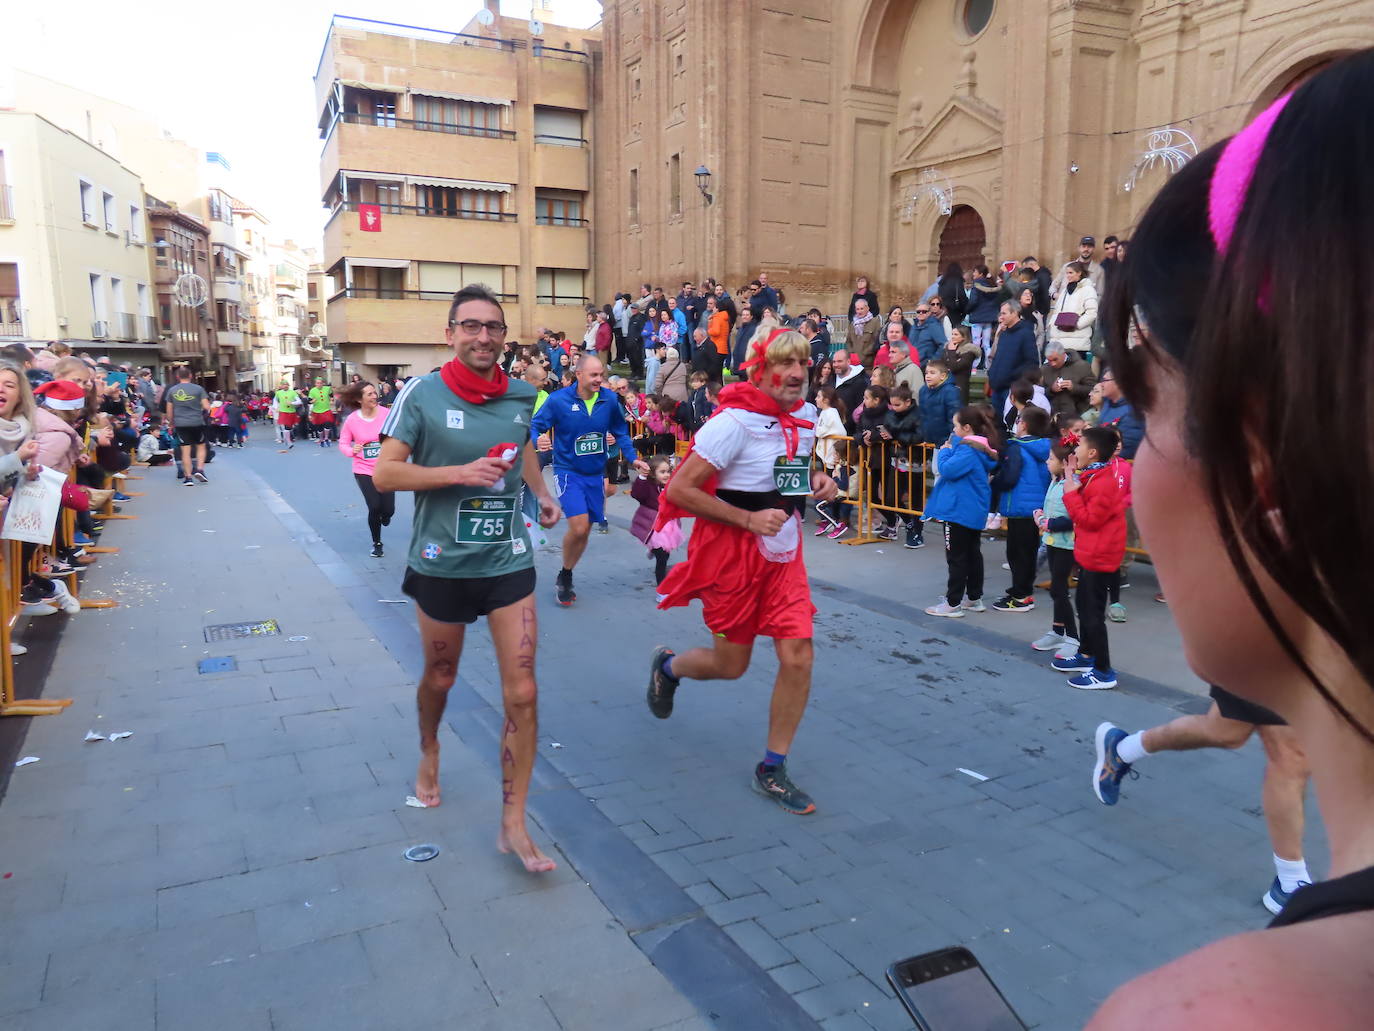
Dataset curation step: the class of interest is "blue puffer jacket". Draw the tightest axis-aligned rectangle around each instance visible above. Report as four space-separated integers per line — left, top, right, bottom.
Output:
998 435 1052 517
907 318 947 366
917 378 962 443
923 440 995 531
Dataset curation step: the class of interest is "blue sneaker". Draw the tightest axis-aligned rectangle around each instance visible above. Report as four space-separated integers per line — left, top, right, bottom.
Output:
1050 652 1093 673
1068 668 1118 690
113 492 131 502
1262 877 1310 916
74 532 95 546
1093 722 1136 804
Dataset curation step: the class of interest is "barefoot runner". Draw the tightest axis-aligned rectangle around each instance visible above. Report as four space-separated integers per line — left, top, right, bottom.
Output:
646 325 838 814
373 285 562 873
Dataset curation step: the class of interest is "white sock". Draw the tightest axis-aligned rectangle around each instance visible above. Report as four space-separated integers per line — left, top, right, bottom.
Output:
1117 731 1149 765
1273 854 1310 892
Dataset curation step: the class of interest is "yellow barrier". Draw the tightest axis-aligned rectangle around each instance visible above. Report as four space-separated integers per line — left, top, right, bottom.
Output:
842 442 937 546
2 540 72 716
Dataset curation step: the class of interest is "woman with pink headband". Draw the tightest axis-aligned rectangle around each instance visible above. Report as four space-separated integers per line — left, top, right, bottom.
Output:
1086 50 1374 1028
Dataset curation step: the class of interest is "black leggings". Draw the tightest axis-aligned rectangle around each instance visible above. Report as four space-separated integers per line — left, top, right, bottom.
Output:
354 473 395 545
943 522 983 606
1075 569 1113 671
651 547 669 585
1046 546 1078 639
1005 516 1040 599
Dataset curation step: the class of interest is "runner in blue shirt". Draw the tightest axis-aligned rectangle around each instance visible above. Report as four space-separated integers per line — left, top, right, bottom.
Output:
530 354 647 605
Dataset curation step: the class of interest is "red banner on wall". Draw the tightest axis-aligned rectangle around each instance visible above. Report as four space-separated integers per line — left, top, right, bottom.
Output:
358 204 382 232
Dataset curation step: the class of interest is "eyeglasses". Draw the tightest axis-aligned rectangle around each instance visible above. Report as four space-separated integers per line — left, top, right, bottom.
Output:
449 319 508 336
915 309 930 315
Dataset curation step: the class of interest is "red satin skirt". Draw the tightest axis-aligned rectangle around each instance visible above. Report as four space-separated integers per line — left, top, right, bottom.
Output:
656 515 814 643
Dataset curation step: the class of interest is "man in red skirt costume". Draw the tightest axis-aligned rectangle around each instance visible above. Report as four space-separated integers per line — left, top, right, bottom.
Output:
646 325 838 814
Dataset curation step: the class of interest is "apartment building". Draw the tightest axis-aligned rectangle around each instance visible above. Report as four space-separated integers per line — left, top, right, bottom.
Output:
0 111 160 364
146 197 216 375
270 239 313 387
315 7 597 379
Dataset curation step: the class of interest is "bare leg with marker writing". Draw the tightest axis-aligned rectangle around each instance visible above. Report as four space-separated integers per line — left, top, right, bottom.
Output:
414 611 466 808
488 594 556 872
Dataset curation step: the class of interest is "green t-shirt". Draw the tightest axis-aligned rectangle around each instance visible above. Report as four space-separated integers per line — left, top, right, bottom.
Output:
275 388 300 411
308 385 332 414
381 372 537 580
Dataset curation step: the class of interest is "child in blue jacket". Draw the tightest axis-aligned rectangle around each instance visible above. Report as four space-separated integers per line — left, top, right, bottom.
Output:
994 406 1053 611
918 359 962 443
1031 435 1078 658
922 404 1000 618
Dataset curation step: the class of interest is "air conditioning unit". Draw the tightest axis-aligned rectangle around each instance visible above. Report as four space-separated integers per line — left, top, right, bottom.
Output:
92 321 109 339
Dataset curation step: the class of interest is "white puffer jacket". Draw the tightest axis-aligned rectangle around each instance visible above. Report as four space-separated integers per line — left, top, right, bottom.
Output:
1049 280 1098 354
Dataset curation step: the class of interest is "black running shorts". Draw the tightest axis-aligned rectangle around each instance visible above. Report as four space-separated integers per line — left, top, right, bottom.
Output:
175 425 206 446
1210 684 1286 727
402 566 535 625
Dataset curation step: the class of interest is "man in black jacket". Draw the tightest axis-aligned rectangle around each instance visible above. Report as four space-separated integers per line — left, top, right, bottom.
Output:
987 302 1039 420
831 349 869 433
626 305 649 379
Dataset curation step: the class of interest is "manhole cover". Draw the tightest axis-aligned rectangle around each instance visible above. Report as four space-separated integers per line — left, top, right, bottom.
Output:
197 656 238 674
403 844 440 862
203 619 281 643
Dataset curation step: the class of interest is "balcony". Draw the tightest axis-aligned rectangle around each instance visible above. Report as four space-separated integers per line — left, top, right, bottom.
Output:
324 202 520 265
532 140 589 192
327 286 518 347
1 300 21 337
0 184 13 223
321 120 518 197
530 49 590 109
533 222 591 269
235 350 255 371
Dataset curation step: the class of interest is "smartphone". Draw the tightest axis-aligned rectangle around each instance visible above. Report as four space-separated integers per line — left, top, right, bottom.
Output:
886 947 1025 1031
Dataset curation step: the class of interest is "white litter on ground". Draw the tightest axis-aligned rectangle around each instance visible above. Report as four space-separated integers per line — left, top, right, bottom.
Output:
956 767 989 782
404 796 428 808
15 756 39 767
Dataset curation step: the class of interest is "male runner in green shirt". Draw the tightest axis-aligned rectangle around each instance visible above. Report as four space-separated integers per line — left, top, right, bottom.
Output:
273 380 302 449
374 284 562 874
307 377 334 447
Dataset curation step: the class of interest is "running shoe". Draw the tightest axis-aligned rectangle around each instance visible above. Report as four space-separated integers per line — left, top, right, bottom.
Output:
904 526 925 549
992 596 1035 612
597 521 609 534
1031 630 1066 652
113 492 131 502
826 523 849 540
876 524 898 541
555 568 576 607
646 646 679 719
961 598 986 613
814 522 833 537
1053 637 1081 660
1050 653 1094 673
1154 592 1167 604
73 532 94 547
9 641 26 656
1262 877 1310 916
924 601 964 618
752 762 816 815
183 477 194 486
370 543 383 558
193 470 209 483
1069 669 1118 690
1108 602 1127 623
1093 722 1137 805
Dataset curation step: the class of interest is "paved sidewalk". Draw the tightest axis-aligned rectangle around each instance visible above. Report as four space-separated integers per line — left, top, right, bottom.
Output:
227 436 1329 1030
0 457 716 1031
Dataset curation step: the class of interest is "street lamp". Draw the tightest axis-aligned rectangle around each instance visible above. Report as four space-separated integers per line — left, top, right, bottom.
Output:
694 165 714 205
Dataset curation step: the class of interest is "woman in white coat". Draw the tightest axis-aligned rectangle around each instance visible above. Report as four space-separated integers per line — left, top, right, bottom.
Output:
1048 261 1098 361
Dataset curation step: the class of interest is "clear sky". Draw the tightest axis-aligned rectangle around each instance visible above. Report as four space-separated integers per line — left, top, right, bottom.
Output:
10 1 603 246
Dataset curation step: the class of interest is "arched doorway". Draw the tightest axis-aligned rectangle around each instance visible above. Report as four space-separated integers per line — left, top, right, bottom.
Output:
937 206 986 273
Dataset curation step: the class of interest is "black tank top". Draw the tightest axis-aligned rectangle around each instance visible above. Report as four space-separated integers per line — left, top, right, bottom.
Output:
1269 865 1374 927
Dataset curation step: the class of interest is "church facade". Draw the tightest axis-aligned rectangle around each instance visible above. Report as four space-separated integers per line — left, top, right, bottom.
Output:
591 0 1373 311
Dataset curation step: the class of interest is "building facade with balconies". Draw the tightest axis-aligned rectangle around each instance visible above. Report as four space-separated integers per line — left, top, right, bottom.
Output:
0 111 160 364
314 8 597 378
147 198 217 378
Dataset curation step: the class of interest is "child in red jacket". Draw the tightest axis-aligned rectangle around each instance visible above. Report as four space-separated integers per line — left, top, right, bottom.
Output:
1052 425 1127 689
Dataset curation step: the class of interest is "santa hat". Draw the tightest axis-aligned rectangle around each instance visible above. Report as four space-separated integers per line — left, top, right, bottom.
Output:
35 380 86 410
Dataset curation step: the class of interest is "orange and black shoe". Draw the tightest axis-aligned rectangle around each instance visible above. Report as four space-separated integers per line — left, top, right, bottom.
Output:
752 762 816 815
555 568 576 607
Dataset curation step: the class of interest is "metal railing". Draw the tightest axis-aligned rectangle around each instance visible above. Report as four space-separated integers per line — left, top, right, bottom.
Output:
535 216 590 227
533 133 588 147
0 184 13 221
333 200 517 223
532 45 590 64
330 287 518 303
534 294 591 306
340 110 515 140
0 320 22 338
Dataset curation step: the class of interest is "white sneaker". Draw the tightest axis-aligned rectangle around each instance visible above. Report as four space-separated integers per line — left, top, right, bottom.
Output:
9 641 26 655
961 599 987 613
924 601 965 618
1054 637 1081 660
47 580 80 614
20 602 58 617
1031 631 1065 652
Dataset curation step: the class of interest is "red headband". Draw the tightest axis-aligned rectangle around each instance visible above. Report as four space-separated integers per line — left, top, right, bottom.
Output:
739 327 793 383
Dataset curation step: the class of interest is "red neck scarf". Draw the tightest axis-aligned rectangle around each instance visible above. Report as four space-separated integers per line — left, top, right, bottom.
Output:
441 357 509 405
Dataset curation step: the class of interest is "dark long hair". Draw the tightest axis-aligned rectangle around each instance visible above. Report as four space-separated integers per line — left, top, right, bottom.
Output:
955 403 1001 452
1104 48 1374 743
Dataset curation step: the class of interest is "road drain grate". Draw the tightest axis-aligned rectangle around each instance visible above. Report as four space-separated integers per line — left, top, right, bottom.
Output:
203 619 281 643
